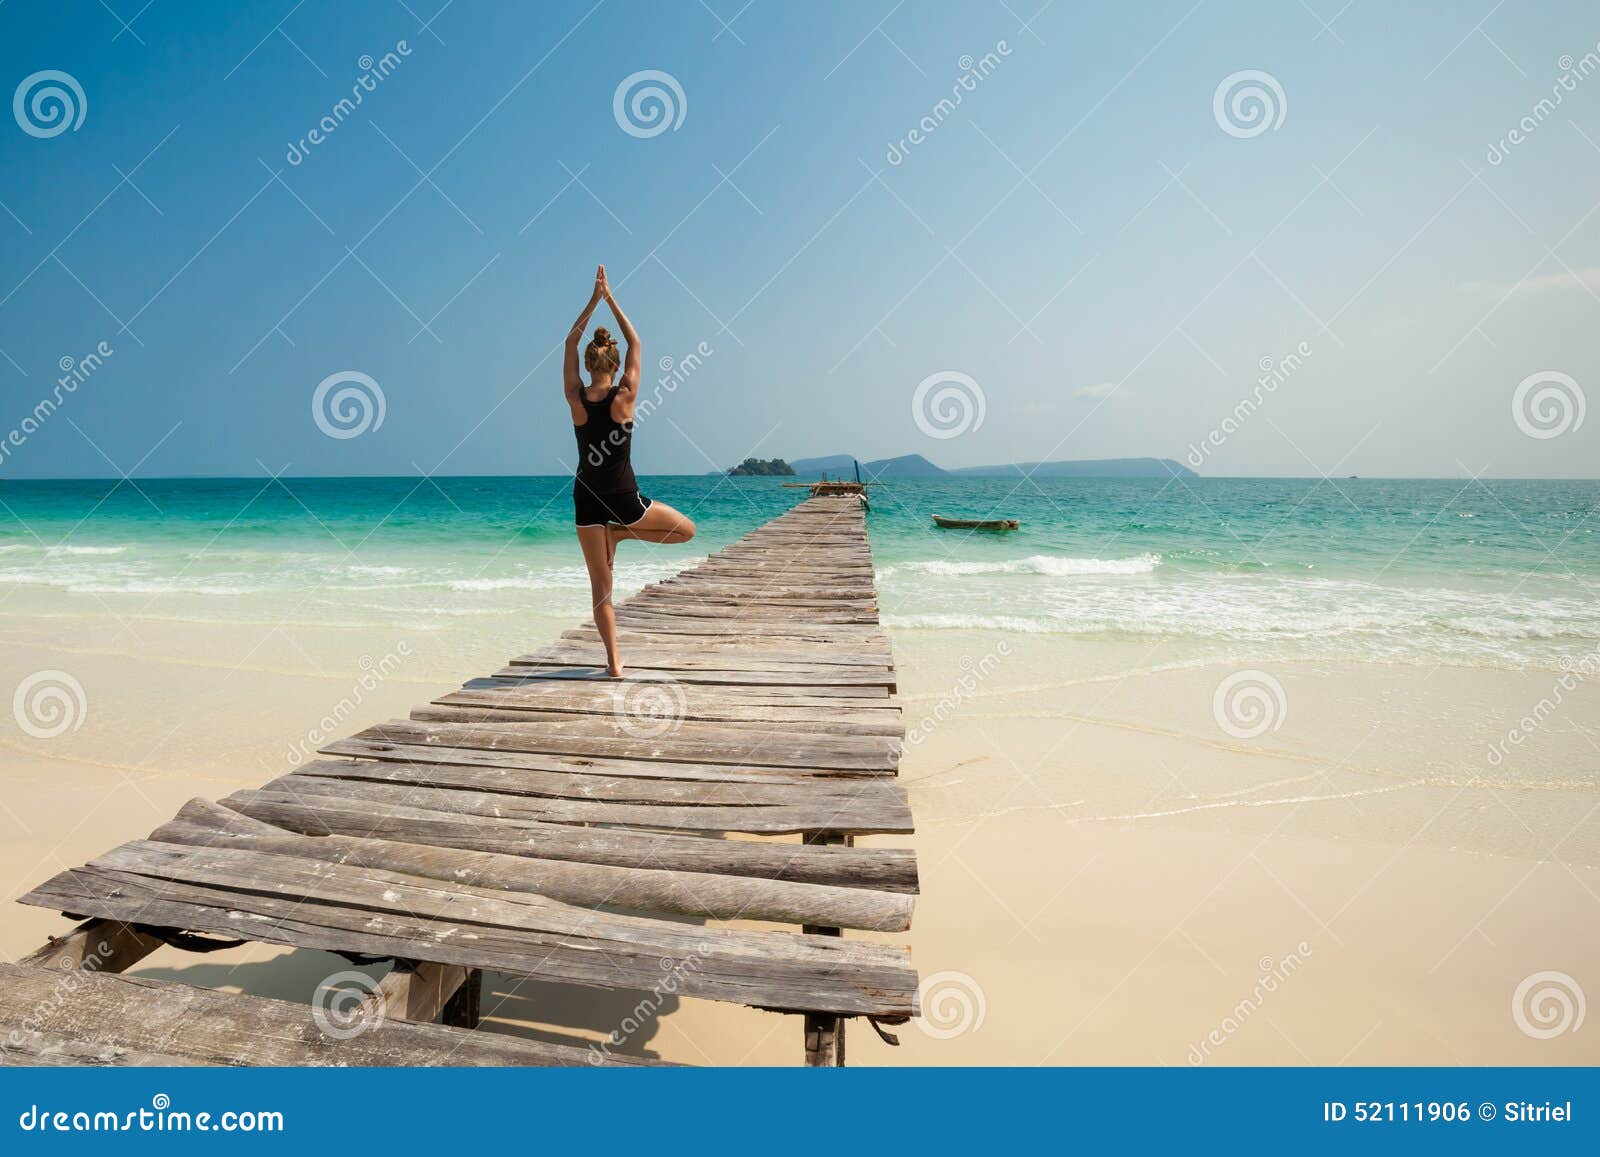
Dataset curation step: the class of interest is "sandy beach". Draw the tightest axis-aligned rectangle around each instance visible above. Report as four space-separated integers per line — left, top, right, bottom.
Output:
5 593 1595 1065
14 10 1600 1147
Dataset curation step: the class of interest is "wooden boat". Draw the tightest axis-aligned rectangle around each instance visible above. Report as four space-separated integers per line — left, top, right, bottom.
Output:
931 514 1019 531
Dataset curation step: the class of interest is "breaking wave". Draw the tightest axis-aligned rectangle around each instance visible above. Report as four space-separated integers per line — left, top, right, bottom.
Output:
883 553 1160 579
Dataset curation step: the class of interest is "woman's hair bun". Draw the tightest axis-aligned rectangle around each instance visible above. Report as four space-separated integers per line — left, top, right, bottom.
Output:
584 325 622 373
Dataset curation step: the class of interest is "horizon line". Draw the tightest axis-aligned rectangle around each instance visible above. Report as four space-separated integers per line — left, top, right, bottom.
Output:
2 472 1598 483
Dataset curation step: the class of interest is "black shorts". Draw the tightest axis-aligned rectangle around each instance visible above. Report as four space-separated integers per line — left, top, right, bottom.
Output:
573 487 652 528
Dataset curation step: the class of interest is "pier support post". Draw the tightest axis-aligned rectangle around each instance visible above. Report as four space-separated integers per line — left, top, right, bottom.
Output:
363 962 470 1025
22 919 163 975
441 968 483 1029
801 831 849 1067
803 1012 840 1066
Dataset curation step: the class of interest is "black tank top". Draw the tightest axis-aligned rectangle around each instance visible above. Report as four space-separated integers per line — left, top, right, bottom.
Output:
574 384 637 493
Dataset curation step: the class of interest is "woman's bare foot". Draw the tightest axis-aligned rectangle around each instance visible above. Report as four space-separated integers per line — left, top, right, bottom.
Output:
607 659 625 678
606 525 622 568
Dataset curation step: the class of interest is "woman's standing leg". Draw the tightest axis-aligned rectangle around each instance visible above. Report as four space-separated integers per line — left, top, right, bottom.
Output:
577 525 624 676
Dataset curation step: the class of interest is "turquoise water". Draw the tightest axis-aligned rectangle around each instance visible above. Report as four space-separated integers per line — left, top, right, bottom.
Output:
2 476 1598 668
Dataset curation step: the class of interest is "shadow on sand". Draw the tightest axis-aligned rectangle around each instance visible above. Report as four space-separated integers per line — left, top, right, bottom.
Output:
129 949 675 1063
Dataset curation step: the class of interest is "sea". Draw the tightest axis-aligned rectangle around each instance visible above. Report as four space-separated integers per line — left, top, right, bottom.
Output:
1 475 1597 672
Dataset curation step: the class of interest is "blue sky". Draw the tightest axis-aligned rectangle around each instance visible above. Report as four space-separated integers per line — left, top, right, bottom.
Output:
1 0 1598 478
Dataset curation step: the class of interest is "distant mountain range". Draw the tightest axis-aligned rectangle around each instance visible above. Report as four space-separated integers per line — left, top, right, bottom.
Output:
783 453 1196 479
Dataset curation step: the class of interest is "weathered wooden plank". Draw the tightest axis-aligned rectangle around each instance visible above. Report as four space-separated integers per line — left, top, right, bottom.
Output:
608 611 886 639
700 550 871 556
664 574 876 589
510 648 894 680
0 963 657 1066
675 549 869 559
647 586 879 604
615 596 879 615
520 641 895 668
466 673 896 700
316 736 890 782
21 847 920 1016
688 559 870 566
151 800 913 931
646 598 876 614
260 771 914 835
505 658 894 683
465 693 895 724
714 532 868 539
697 562 871 570
567 620 886 640
413 703 904 736
488 665 889 689
638 587 877 601
560 627 893 653
621 600 878 624
333 717 901 772
218 788 920 891
634 575 877 590
467 673 893 699
702 550 872 558
291 757 909 810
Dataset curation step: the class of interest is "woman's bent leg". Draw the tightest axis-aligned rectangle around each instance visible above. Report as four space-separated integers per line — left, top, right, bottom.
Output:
612 499 696 546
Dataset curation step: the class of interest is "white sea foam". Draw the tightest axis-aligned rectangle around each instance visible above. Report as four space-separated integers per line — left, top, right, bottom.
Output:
67 579 266 595
884 613 1055 633
0 543 129 555
884 553 1160 579
0 561 270 596
446 576 566 592
445 559 704 593
877 569 1600 668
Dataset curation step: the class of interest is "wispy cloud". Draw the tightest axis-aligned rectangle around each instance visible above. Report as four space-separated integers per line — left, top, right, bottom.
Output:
1462 267 1600 299
1076 381 1122 399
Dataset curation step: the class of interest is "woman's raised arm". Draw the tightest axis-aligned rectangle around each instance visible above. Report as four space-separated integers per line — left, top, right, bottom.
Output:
599 267 642 390
563 267 605 396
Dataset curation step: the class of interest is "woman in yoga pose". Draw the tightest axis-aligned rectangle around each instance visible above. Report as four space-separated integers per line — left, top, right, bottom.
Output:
565 264 696 677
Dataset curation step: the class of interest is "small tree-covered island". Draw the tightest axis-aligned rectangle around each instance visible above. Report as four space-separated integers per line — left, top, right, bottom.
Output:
725 457 796 476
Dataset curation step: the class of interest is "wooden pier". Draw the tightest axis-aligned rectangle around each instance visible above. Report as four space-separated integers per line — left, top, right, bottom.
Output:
3 495 917 1066
781 479 871 498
